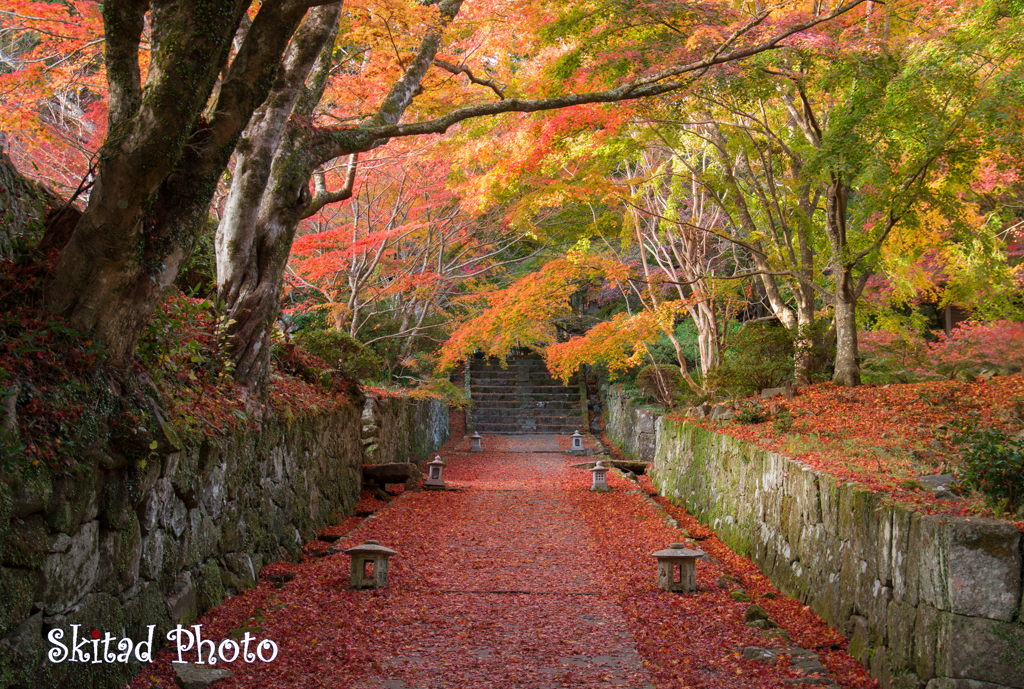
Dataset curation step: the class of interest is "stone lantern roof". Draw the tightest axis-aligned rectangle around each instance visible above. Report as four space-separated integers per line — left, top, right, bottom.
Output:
652 543 703 560
344 540 397 558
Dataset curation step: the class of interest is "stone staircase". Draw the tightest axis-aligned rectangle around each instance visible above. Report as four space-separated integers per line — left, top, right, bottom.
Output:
468 355 584 434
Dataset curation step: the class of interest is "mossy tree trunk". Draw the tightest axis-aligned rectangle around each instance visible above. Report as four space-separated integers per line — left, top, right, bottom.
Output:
216 0 464 391
41 0 311 379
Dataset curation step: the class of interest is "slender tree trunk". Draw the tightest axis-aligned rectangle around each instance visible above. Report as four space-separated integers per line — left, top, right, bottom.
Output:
824 179 861 386
833 267 860 386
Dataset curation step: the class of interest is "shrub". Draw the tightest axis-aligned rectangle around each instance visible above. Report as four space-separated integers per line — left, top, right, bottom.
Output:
953 419 1024 515
294 329 383 382
707 323 793 396
735 402 767 424
861 320 1024 383
635 364 686 408
927 320 1024 376
859 329 929 384
773 408 794 433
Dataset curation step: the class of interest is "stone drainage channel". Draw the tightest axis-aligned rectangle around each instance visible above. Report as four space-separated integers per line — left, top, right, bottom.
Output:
145 434 854 689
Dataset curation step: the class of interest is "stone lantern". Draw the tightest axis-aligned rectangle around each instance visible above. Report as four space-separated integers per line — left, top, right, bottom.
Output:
652 543 704 593
590 460 609 491
345 540 397 589
424 455 447 487
571 430 585 454
470 432 483 452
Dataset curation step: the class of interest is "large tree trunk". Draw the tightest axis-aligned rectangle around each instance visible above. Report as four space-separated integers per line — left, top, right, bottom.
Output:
43 0 311 378
217 4 344 388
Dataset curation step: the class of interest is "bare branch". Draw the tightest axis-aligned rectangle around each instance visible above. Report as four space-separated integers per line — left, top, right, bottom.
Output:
301 153 358 219
433 58 506 99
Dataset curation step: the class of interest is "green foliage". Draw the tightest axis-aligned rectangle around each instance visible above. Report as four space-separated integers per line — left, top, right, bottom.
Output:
734 401 767 424
647 319 742 370
953 416 1024 515
707 323 794 397
174 216 218 298
773 409 794 434
635 364 685 409
294 329 383 382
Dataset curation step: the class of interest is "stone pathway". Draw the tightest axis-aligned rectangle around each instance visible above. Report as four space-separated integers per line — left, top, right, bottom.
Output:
132 432 872 689
351 435 653 688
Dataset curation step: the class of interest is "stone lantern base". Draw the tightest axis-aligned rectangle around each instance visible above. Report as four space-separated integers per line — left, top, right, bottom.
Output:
652 543 703 593
657 559 697 593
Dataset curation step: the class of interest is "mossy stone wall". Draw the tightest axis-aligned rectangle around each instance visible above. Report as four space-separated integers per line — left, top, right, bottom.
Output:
605 387 1024 689
601 385 659 463
0 395 447 688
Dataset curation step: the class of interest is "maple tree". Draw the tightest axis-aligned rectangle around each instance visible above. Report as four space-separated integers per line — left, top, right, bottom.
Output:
449 0 1024 390
615 140 748 385
439 253 629 371
667 2 1024 386
212 0 874 392
2 0 869 395
0 1 107 194
286 141 537 373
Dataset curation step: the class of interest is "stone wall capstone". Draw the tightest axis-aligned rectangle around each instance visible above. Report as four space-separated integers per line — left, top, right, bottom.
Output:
0 395 447 688
603 386 1024 689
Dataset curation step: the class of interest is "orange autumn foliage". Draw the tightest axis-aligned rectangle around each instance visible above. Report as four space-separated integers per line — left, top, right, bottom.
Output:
438 254 628 371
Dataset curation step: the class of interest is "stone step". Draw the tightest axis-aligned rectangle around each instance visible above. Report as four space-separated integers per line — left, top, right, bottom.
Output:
471 407 581 416
469 359 553 371
472 421 582 432
467 356 582 433
472 422 582 434
472 393 579 402
470 367 575 377
468 409 581 419
472 400 577 410
471 386 578 396
471 378 577 388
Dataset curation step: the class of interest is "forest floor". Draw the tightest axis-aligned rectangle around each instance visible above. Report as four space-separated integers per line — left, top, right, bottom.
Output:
130 434 875 689
674 374 1024 528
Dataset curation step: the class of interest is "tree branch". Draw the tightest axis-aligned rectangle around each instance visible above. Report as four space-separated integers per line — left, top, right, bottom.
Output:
433 58 506 99
101 0 149 131
310 0 868 163
301 153 358 219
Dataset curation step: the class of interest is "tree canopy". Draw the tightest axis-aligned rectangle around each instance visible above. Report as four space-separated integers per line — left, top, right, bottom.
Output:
1 0 1022 400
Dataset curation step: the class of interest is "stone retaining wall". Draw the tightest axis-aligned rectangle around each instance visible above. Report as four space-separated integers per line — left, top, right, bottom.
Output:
0 395 447 688
604 387 1024 689
601 385 660 463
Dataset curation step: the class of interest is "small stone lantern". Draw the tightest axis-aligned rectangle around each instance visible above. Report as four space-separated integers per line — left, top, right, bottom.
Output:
590 460 609 491
652 543 704 593
470 432 483 452
424 455 447 487
345 540 397 589
571 430 585 455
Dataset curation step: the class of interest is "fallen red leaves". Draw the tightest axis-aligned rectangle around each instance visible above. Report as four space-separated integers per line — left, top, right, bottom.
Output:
675 376 1024 529
129 433 875 689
